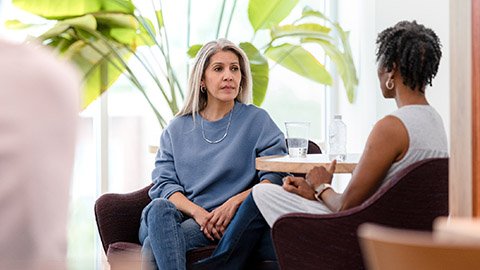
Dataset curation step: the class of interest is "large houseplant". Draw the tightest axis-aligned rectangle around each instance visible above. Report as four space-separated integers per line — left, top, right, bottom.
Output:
10 0 357 128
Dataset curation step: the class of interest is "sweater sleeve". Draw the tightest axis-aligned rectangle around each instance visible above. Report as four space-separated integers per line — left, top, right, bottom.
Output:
255 111 288 185
148 128 184 200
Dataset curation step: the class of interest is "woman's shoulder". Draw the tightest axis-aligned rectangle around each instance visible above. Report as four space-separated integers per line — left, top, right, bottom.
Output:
391 104 438 118
163 114 193 133
237 102 271 120
390 105 444 130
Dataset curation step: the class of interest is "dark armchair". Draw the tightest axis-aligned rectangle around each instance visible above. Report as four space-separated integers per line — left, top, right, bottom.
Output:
95 141 321 269
271 157 449 270
94 184 218 269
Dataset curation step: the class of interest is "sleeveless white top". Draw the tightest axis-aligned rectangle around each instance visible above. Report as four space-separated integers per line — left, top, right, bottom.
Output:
382 105 449 184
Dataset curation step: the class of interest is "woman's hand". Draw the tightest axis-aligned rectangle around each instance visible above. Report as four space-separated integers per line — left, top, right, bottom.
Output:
191 207 217 241
202 197 241 240
282 176 316 200
306 160 337 189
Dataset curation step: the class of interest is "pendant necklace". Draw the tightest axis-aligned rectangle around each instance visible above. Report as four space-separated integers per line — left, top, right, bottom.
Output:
201 107 234 144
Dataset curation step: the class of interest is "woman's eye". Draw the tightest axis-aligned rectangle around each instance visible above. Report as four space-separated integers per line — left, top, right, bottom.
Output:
213 67 222 72
231 66 239 71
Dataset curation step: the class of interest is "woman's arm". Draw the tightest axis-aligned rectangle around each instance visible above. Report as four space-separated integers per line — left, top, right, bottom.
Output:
286 116 409 212
256 110 289 185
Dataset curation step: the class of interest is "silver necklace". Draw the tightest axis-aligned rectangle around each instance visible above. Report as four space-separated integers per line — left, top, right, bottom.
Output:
201 107 234 144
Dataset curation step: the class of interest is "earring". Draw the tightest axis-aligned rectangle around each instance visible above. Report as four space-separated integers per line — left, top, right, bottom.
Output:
200 86 206 93
386 79 394 90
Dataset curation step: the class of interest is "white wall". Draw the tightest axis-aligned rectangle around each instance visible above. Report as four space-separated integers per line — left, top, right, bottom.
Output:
336 0 450 153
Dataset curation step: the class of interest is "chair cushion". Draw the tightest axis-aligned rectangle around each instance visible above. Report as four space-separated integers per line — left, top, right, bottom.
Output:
107 242 142 258
106 242 217 266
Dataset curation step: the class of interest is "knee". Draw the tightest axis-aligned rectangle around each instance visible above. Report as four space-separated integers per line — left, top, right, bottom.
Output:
252 183 271 200
252 183 280 205
145 198 177 221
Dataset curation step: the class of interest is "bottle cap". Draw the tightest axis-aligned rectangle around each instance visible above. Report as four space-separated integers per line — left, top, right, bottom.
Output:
334 115 342 120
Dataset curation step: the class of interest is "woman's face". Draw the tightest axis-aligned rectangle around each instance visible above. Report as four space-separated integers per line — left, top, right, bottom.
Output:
202 50 242 104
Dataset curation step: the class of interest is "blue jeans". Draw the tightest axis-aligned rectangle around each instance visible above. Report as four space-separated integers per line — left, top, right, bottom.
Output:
191 193 278 270
139 198 214 270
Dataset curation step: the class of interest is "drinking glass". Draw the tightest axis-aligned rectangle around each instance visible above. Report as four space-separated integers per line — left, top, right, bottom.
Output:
285 122 310 158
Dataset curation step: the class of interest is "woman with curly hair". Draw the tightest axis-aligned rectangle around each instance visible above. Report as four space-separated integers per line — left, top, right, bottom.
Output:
193 20 449 270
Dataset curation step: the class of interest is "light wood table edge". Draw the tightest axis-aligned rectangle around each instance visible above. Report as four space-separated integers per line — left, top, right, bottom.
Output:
256 155 357 174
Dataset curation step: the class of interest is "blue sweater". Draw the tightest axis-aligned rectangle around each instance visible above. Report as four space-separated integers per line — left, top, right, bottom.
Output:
149 102 287 211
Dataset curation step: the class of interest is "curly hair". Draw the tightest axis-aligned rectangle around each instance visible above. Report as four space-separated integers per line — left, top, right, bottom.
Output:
376 20 442 92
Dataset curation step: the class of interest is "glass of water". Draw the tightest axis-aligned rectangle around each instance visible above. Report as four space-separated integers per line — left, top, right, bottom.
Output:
285 122 310 158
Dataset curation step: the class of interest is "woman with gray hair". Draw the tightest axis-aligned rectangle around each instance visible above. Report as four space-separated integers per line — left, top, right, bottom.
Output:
138 39 287 270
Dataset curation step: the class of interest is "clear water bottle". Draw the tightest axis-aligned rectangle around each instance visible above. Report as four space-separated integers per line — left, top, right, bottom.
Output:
328 115 347 161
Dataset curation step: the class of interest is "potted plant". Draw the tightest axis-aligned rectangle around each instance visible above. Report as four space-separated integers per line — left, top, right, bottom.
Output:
9 0 357 128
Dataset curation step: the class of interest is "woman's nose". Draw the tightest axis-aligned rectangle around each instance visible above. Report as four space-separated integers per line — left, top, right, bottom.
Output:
223 71 233 81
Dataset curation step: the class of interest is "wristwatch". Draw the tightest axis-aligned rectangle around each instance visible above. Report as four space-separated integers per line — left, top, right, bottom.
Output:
314 183 333 202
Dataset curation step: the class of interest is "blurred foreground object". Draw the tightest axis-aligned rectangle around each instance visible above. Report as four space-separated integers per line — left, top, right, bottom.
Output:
0 40 80 270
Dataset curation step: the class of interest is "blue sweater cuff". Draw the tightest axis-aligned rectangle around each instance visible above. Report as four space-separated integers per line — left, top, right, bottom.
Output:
161 186 184 200
260 172 285 185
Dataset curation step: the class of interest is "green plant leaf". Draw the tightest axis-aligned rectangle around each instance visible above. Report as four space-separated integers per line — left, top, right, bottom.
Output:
248 0 299 32
109 28 137 46
38 14 97 40
301 6 330 21
66 39 131 108
187 44 203 58
155 10 164 29
48 37 76 54
299 6 358 103
61 14 98 30
4 19 33 29
93 13 138 29
270 23 332 42
41 24 132 109
12 0 134 19
303 37 357 102
239 42 269 106
265 43 332 85
12 0 102 19
100 0 135 13
92 13 151 47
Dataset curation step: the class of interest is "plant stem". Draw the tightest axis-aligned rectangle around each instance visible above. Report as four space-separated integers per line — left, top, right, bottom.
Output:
224 0 237 38
186 0 191 84
216 0 227 39
156 0 178 113
134 10 184 110
250 32 257 44
124 46 171 106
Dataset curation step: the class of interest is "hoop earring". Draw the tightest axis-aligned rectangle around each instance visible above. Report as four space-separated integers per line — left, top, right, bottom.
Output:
386 79 394 90
200 86 206 93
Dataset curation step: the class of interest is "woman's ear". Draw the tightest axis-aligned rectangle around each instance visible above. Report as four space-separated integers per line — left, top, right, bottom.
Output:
387 62 397 79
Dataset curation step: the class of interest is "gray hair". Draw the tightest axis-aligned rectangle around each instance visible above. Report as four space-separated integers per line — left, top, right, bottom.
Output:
177 38 252 118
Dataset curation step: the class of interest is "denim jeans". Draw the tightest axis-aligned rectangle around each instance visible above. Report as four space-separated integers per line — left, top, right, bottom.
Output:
139 198 214 270
191 193 278 270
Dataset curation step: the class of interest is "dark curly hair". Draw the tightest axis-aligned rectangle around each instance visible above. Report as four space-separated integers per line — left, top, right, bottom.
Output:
376 20 442 92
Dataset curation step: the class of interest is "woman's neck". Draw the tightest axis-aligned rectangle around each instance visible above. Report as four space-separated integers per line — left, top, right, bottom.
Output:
394 85 429 108
201 100 235 121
